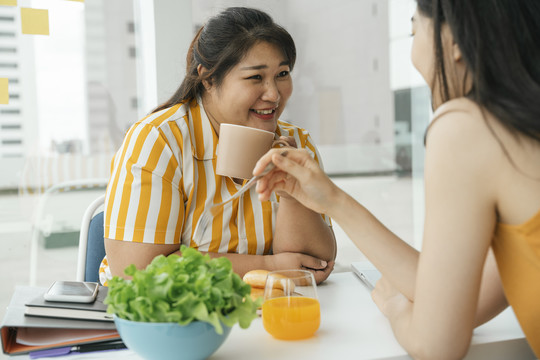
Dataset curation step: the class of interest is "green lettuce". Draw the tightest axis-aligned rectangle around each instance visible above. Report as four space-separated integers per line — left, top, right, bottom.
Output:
105 245 262 334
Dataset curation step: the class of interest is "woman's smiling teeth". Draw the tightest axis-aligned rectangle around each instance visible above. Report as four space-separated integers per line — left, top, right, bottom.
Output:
252 108 275 115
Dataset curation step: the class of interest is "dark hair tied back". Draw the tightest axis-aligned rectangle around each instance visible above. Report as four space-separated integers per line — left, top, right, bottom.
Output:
153 7 296 113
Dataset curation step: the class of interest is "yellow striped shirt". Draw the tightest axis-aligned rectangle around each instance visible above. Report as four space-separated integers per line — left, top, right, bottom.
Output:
99 98 329 284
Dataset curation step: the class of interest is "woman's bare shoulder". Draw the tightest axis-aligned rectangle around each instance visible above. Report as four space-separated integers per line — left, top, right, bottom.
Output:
424 99 502 207
425 98 504 181
432 98 482 121
428 98 492 145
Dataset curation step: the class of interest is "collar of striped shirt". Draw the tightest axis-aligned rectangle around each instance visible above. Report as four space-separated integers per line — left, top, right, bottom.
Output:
190 98 219 161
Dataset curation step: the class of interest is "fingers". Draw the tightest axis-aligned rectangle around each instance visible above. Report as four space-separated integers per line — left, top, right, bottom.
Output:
264 170 289 193
270 149 313 183
254 148 308 199
309 260 335 284
272 138 290 148
255 170 287 201
307 260 334 273
254 148 319 203
268 253 334 285
256 149 309 193
253 148 283 176
299 254 328 270
272 135 297 149
253 148 312 177
280 136 297 148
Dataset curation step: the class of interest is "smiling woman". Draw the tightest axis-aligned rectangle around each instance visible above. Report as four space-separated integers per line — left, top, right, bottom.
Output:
100 7 336 287
202 41 293 135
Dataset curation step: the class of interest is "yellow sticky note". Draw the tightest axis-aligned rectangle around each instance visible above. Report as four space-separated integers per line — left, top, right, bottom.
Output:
21 8 50 35
0 0 17 6
0 78 8 105
67 0 84 2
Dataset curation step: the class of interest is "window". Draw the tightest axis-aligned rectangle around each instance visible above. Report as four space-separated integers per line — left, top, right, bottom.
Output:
0 0 429 320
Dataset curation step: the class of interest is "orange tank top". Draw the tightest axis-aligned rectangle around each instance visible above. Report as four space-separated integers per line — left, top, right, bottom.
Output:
492 208 540 357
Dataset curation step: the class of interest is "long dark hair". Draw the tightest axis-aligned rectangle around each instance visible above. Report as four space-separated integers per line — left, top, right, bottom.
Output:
152 7 296 113
418 0 540 143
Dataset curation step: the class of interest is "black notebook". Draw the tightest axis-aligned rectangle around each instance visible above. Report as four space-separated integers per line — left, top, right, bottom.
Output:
25 286 113 322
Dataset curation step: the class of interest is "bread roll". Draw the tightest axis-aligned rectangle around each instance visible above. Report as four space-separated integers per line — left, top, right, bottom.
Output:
249 287 285 301
243 270 270 288
250 287 265 301
243 269 295 292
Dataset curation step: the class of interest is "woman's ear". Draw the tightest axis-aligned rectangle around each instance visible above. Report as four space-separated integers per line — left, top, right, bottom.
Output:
441 24 462 63
196 64 204 76
452 42 462 62
197 64 213 91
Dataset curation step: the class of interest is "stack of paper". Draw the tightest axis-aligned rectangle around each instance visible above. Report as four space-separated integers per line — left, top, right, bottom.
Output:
1 286 120 356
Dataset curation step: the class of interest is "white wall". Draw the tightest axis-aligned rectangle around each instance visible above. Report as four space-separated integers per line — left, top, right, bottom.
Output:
191 0 395 175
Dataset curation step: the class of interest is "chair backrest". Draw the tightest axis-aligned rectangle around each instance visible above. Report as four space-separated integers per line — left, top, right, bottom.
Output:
85 211 105 282
77 194 106 282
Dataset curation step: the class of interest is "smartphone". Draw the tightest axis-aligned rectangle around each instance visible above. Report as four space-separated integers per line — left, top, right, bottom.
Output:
43 281 99 303
351 261 382 291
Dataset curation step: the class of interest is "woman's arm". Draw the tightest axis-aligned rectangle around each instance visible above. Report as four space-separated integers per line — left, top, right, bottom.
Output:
273 196 336 262
254 105 508 358
104 239 179 278
105 238 332 283
255 149 418 298
327 189 419 299
266 154 507 317
474 249 508 326
372 108 504 359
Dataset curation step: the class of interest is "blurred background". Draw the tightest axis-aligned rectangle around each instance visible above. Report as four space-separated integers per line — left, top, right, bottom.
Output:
0 0 431 332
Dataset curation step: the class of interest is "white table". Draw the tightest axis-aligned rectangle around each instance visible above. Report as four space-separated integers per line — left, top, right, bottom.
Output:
15 272 535 359
214 272 534 360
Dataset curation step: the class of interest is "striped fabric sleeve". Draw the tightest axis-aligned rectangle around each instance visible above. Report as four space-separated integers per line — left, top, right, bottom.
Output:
98 257 110 286
104 122 184 245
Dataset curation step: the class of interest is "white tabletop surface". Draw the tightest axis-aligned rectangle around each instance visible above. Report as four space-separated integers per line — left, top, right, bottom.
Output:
14 272 535 360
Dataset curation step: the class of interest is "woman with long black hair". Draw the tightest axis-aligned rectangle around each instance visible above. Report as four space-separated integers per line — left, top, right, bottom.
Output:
255 1 540 357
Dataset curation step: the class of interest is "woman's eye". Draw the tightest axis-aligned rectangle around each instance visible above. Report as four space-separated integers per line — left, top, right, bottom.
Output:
248 75 262 80
278 70 290 78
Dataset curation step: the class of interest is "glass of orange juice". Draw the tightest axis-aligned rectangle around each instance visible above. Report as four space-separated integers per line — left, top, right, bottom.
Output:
262 270 320 340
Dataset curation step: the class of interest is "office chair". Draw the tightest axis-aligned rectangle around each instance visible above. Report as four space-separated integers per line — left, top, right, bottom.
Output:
76 194 106 282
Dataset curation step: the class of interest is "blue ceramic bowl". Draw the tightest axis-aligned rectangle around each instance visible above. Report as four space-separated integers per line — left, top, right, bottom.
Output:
114 316 232 360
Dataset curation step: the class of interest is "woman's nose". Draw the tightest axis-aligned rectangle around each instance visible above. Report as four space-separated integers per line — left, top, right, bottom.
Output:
261 80 280 103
